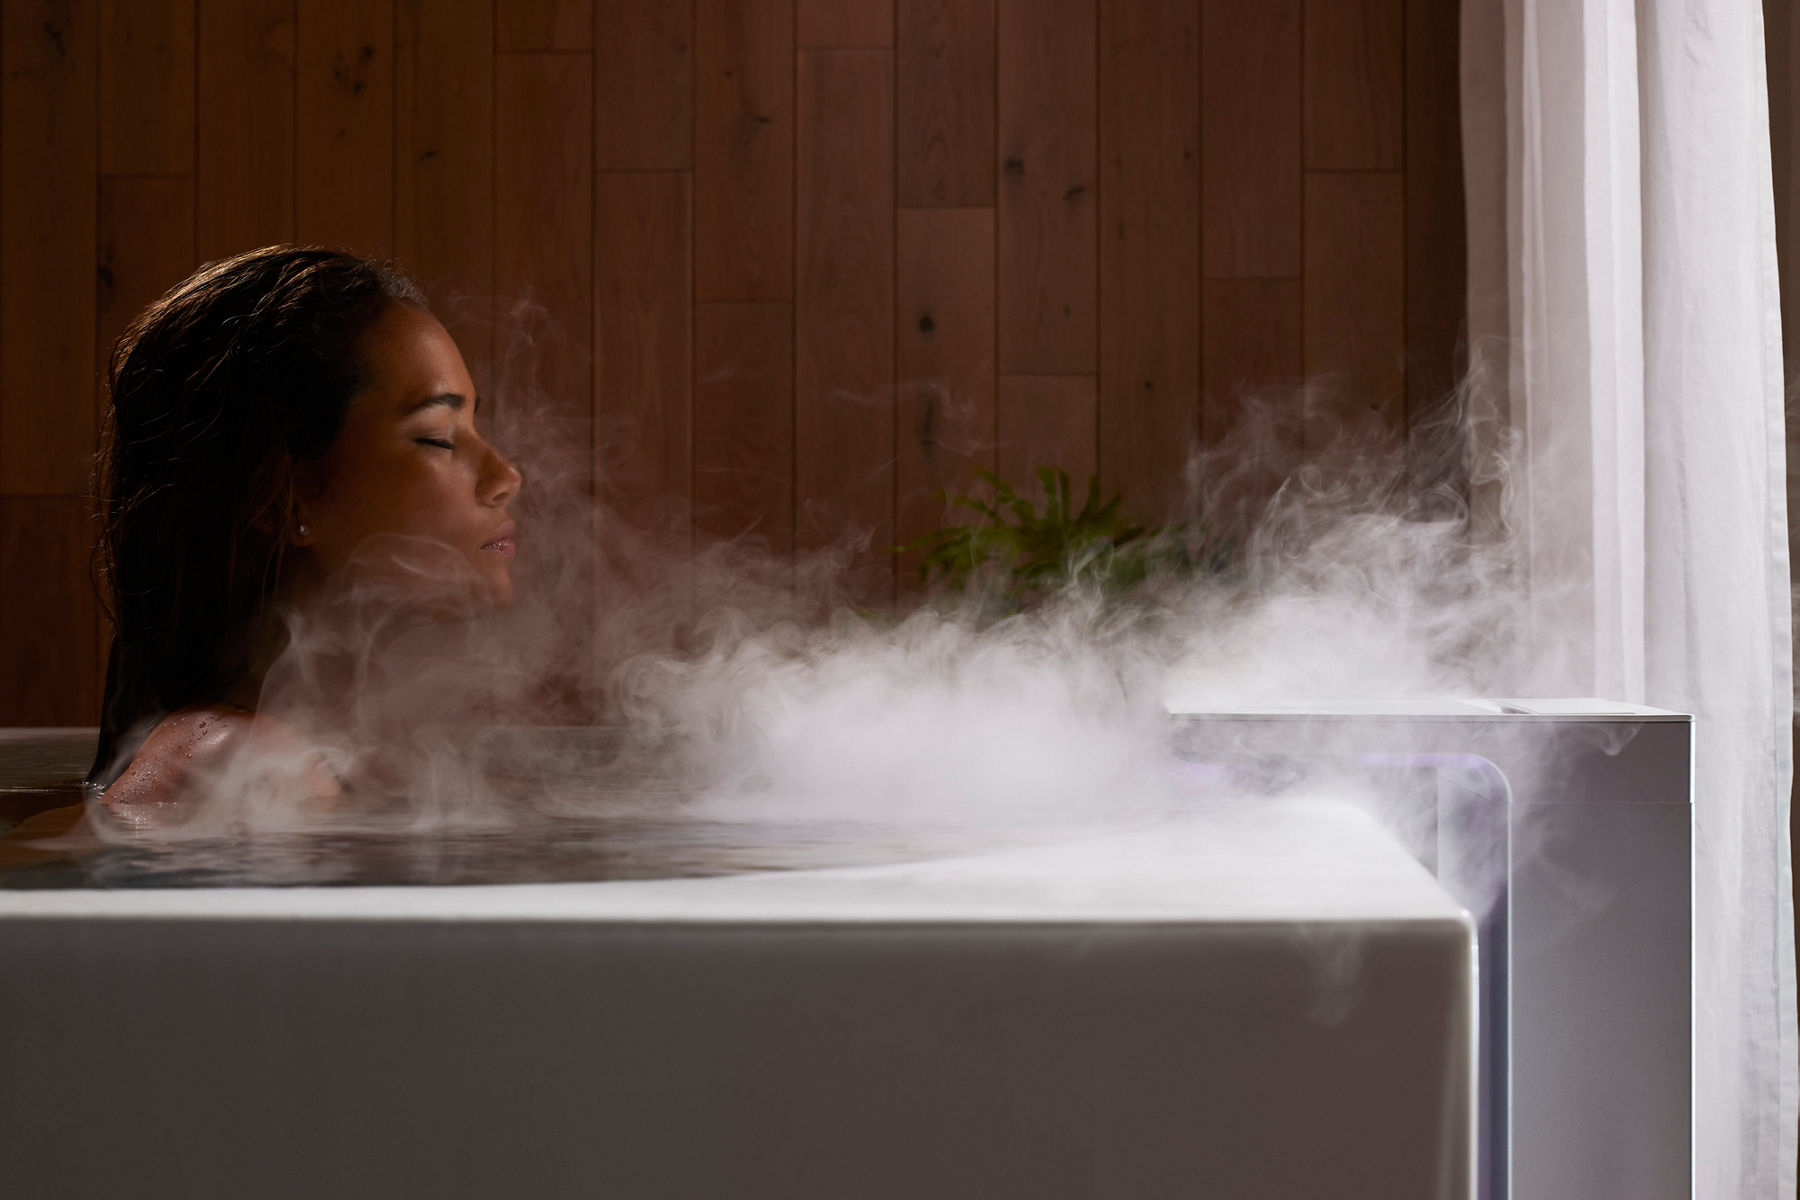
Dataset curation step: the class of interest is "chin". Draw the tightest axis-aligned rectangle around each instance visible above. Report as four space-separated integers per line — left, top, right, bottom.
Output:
398 559 513 622
479 564 515 611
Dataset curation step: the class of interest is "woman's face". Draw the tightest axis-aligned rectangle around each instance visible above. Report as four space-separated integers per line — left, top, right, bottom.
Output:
298 303 522 609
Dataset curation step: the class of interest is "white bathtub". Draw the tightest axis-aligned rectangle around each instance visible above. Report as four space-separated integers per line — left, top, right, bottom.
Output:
0 783 1474 1200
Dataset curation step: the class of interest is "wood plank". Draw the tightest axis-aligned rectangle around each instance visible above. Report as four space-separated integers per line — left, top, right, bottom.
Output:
694 302 793 551
395 0 494 393
1767 0 1800 995
98 176 196 377
1201 0 1300 277
695 0 794 301
0 497 102 725
2 0 99 495
1303 0 1402 170
197 0 296 261
1774 0 1800 401
795 48 895 600
98 0 195 174
995 374 1095 495
295 0 394 257
595 172 692 545
1770 0 1796 383
996 0 1095 374
495 52 593 473
595 0 693 169
897 0 995 207
797 0 891 46
1404 0 1467 518
94 177 187 720
1303 171 1404 461
895 207 995 583
495 49 592 715
1097 0 1200 522
496 0 591 51
1201 279 1302 538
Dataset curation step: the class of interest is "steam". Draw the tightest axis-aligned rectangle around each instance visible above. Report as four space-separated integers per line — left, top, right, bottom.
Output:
83 313 1622 918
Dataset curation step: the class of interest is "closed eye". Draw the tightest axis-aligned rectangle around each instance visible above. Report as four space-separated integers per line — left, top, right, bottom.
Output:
415 437 455 451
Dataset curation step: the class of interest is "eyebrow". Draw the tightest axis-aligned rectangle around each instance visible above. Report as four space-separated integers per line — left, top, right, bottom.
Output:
404 392 483 415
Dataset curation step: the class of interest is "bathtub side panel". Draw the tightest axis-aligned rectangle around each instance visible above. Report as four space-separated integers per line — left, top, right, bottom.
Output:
0 917 1471 1199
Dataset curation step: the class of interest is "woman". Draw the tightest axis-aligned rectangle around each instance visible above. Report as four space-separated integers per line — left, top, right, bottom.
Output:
90 246 522 813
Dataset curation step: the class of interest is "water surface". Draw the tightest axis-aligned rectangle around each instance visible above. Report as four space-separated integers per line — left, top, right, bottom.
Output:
0 729 1169 890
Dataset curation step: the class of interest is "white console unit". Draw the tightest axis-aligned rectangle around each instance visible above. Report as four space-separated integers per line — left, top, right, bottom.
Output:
1166 699 1693 1200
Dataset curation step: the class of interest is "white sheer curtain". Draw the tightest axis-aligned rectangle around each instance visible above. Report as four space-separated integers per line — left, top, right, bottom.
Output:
1462 0 1796 1194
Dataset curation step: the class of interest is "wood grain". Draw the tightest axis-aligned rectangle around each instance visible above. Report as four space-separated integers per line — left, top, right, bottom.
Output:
0 497 102 725
196 0 295 261
695 0 794 301
1404 0 1467 518
1303 0 1402 170
495 48 592 711
0 0 1482 721
99 0 195 174
595 0 693 169
1303 171 1405 461
395 0 494 393
495 52 593 478
2 0 98 495
1771 0 1800 1052
296 0 394 257
1202 0 1300 278
1097 0 1200 522
795 48 895 600
694 302 793 551
97 176 196 375
94 178 181 718
897 0 995 207
595 172 692 544
797 0 892 46
895 207 995 581
1201 279 1302 537
996 0 1096 374
996 374 1095 494
1773 0 1800 414
496 0 592 51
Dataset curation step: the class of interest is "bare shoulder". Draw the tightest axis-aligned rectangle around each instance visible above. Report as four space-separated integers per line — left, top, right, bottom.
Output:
102 705 339 812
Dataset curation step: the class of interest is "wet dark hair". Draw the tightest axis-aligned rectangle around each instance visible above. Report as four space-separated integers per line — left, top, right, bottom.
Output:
90 245 427 785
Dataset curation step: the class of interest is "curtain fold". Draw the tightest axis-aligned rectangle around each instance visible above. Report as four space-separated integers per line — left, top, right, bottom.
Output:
1463 0 1796 1194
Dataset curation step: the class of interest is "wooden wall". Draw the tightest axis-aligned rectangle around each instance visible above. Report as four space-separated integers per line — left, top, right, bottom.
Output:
0 0 1464 725
1759 0 1800 1089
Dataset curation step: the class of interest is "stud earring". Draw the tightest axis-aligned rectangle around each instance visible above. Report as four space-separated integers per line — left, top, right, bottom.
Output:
297 523 311 538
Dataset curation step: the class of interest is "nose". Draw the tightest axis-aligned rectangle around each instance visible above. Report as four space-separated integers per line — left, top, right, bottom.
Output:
480 443 523 507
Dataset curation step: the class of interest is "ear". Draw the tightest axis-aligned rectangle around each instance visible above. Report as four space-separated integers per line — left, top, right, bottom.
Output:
250 501 313 546
248 463 322 545
286 461 329 544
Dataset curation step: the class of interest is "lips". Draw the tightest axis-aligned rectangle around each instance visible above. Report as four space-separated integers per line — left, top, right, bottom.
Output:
480 521 517 559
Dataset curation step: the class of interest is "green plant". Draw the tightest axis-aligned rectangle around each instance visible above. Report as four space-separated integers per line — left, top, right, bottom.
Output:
899 467 1230 611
